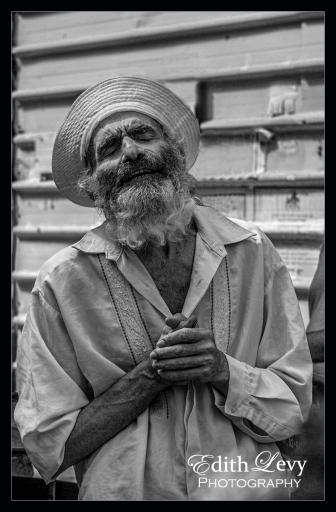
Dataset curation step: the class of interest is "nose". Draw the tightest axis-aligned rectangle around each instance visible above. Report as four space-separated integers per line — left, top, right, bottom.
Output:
121 136 140 161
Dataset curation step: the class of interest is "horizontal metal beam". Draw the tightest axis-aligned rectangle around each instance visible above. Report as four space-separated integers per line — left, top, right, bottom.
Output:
13 224 99 239
12 314 26 328
13 11 324 59
12 270 38 284
12 179 58 193
195 172 324 189
201 112 324 136
13 133 54 145
12 171 324 198
254 220 324 239
12 58 324 102
13 111 325 147
293 278 313 296
12 447 28 455
11 272 311 320
12 219 324 243
12 270 311 297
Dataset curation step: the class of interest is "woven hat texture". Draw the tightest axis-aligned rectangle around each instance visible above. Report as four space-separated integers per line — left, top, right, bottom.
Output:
52 76 200 207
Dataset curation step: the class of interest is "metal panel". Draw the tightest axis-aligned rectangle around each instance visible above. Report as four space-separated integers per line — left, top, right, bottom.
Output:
12 12 324 342
206 72 324 121
16 22 324 90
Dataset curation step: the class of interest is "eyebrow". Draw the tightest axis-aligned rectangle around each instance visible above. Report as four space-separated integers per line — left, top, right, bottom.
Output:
126 119 161 133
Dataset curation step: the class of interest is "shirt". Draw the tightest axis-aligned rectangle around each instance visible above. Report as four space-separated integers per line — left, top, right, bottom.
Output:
14 204 312 500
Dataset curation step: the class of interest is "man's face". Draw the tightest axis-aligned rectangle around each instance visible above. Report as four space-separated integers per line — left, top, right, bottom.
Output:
91 111 178 197
79 111 192 249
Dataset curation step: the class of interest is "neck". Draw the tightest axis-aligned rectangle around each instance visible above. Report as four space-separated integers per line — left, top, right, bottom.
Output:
135 218 197 261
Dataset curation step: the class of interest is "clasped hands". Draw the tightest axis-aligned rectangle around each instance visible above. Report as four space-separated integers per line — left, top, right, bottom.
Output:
149 313 229 386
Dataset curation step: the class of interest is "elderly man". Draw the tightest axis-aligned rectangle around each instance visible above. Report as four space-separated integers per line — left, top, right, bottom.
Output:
14 77 312 501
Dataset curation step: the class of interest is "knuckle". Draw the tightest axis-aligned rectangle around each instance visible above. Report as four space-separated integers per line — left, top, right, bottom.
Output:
205 355 214 365
176 346 186 356
176 359 186 368
204 343 215 354
204 366 212 377
208 341 217 352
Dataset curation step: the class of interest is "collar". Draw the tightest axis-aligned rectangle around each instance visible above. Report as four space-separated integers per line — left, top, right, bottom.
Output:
72 204 255 260
72 221 123 260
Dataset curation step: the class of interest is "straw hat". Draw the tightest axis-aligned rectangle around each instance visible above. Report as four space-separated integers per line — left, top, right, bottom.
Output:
52 76 200 207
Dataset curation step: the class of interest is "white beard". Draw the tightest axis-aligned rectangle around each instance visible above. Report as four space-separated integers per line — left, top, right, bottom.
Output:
105 175 194 249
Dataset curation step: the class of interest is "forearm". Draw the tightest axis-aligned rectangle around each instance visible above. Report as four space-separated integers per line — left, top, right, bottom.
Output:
55 359 168 477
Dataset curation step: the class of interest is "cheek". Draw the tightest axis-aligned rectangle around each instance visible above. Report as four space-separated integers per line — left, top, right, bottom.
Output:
94 163 118 186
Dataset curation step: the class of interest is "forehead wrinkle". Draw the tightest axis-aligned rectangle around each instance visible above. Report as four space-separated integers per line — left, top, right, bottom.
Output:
126 118 158 130
122 119 163 137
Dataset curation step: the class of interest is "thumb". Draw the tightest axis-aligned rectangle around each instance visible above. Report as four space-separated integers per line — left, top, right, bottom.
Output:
179 315 198 329
165 313 187 329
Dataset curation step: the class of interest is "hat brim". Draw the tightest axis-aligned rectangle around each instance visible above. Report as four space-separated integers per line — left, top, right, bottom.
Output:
52 77 200 207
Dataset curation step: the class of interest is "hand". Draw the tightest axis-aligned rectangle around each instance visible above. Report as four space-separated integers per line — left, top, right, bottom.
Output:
150 314 197 385
150 326 229 385
159 313 198 337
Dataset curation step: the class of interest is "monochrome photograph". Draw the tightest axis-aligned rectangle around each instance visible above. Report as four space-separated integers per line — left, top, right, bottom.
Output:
11 11 324 501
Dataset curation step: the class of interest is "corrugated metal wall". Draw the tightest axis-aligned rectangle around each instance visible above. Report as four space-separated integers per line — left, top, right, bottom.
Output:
12 10 324 376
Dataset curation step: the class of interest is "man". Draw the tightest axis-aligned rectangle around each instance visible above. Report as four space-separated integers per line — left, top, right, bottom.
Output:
14 77 312 501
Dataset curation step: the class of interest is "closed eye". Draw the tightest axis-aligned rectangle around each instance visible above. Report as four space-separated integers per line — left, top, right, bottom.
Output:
97 136 120 159
96 124 161 160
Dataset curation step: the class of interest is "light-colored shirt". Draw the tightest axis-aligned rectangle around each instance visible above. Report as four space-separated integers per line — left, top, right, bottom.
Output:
14 205 312 500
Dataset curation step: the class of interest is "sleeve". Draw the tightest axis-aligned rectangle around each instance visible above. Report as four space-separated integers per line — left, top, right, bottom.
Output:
212 236 313 443
14 290 90 484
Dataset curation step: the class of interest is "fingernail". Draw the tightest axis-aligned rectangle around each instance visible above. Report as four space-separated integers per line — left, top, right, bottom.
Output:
150 351 157 359
157 339 165 347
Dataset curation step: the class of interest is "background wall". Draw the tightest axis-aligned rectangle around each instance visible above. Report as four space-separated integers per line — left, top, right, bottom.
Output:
11 10 324 496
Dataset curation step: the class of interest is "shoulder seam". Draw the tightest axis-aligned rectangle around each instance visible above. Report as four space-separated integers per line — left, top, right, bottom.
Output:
32 288 61 315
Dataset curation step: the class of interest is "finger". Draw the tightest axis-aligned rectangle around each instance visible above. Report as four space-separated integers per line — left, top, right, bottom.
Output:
164 315 197 332
161 325 173 336
178 315 198 329
157 328 212 347
165 314 186 329
151 340 211 359
158 367 209 382
153 355 210 370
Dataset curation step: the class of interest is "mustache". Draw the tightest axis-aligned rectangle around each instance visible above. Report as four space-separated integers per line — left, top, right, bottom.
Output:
90 151 170 199
78 139 186 205
114 151 167 189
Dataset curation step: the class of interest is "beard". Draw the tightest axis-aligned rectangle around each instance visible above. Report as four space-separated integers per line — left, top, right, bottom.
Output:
78 139 195 249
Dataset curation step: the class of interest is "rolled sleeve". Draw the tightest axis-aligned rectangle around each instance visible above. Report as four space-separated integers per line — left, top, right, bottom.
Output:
213 238 313 443
213 355 302 442
14 292 90 484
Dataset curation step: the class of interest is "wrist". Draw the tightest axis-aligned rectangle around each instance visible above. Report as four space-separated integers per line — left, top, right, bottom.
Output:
138 358 170 390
